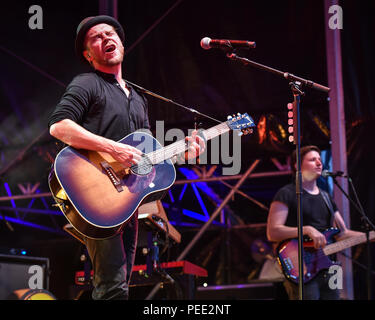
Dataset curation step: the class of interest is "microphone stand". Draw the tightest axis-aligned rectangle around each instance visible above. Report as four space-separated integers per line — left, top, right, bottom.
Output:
225 51 330 300
330 175 375 300
291 82 305 300
125 80 222 125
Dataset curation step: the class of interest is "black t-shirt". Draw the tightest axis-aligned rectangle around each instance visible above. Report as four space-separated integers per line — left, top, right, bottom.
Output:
48 70 150 141
272 183 338 232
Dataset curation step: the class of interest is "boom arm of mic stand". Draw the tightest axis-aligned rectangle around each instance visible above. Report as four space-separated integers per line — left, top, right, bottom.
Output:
124 80 222 124
225 53 330 93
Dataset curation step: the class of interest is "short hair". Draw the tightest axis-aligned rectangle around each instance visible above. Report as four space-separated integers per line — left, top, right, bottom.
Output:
291 145 321 175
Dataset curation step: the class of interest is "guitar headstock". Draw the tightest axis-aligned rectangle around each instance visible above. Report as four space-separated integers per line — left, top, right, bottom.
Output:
226 113 256 136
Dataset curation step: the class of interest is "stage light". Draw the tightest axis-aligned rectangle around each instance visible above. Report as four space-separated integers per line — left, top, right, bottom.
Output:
287 103 296 143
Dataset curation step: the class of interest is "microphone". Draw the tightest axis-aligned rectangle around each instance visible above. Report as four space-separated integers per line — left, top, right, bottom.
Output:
200 37 256 50
321 170 347 178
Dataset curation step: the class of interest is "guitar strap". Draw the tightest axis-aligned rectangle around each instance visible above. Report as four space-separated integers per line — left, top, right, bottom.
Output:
319 188 336 226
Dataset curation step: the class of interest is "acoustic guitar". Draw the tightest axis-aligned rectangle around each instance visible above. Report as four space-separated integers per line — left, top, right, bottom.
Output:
49 113 255 239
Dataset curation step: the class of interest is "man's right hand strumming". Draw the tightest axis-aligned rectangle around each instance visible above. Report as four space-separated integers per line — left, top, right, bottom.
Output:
108 141 142 167
303 225 327 249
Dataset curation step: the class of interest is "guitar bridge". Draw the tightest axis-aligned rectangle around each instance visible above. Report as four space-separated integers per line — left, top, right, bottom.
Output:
100 161 123 192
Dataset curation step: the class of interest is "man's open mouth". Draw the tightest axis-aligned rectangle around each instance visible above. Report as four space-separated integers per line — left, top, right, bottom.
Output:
104 44 116 53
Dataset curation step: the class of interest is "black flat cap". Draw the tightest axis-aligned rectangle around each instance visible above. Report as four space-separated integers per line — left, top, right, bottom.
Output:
75 15 125 63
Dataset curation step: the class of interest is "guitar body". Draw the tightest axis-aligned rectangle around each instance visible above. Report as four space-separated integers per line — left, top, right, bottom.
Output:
277 228 340 284
49 131 176 239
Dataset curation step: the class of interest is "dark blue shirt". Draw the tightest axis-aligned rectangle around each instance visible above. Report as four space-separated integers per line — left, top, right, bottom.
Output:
272 183 338 232
48 70 150 141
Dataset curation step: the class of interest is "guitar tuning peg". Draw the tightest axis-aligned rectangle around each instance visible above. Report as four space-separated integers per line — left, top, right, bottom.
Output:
242 128 253 135
227 115 232 120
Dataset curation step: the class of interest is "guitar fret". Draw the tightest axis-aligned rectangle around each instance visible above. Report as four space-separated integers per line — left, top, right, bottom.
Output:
204 123 230 141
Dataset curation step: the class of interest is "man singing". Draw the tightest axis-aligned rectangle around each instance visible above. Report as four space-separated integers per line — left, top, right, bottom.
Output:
49 15 204 300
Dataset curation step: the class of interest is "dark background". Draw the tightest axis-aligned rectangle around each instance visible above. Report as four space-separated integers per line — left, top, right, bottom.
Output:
0 0 374 299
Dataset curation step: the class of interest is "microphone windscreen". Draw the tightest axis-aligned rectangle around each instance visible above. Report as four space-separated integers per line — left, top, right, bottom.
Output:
321 170 329 178
200 37 211 49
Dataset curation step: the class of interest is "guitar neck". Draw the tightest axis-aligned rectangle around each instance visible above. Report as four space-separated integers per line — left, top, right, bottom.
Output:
201 122 232 141
148 122 231 164
323 231 375 256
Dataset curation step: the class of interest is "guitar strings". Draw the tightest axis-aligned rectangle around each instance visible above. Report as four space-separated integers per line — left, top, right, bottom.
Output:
131 139 187 172
129 123 230 172
280 235 370 278
283 244 346 266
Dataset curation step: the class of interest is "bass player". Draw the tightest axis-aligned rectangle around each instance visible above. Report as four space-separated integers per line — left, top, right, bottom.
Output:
267 145 363 300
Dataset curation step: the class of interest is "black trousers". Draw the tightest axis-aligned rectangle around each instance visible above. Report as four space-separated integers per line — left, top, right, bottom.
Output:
283 270 340 300
84 212 138 300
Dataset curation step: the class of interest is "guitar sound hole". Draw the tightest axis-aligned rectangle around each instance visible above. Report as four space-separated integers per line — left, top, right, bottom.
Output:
130 154 153 176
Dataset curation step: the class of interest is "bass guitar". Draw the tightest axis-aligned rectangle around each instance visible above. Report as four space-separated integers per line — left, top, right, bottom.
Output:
277 227 375 284
49 113 255 239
